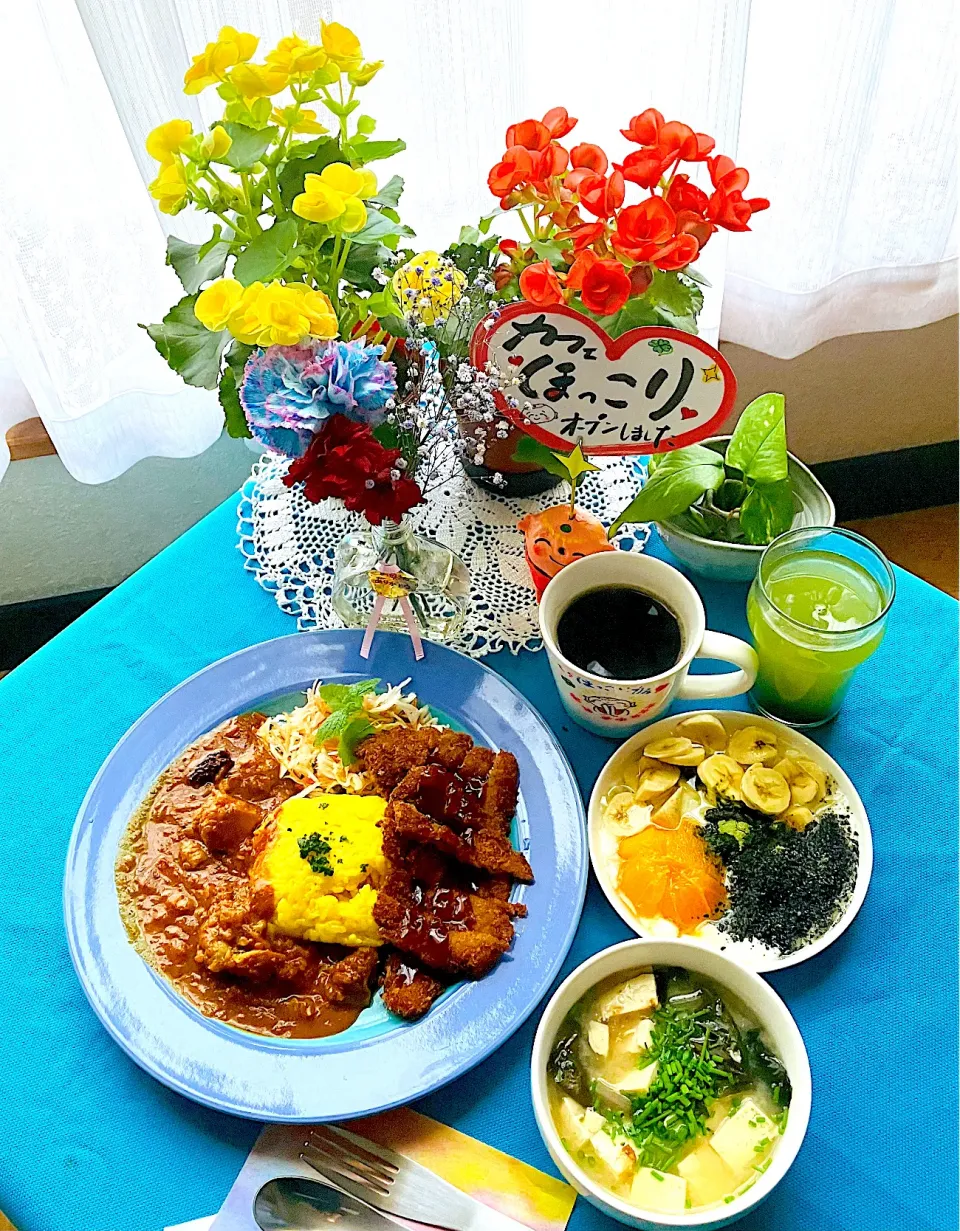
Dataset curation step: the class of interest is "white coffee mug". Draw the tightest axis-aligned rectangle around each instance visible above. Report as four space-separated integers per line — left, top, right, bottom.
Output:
538 552 759 737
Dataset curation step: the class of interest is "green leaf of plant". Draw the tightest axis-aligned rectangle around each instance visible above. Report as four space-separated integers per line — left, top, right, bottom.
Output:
643 269 704 323
141 294 227 390
609 445 725 534
373 421 400 448
356 114 376 136
351 207 415 243
278 138 346 208
712 478 746 512
738 478 796 545
511 433 572 479
317 679 380 711
590 295 661 338
371 174 404 208
725 393 788 483
348 138 406 164
342 242 389 292
220 122 277 170
218 366 250 438
339 714 375 764
315 707 355 744
166 234 230 294
232 219 299 286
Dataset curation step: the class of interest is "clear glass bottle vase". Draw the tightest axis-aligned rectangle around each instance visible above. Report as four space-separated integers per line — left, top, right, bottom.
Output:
331 517 470 643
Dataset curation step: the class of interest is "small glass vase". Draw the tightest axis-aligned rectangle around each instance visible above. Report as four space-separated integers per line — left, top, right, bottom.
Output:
331 517 470 644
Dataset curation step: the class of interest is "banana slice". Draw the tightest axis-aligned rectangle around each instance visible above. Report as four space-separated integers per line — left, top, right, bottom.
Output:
643 737 705 767
728 726 779 765
783 751 827 803
604 791 638 825
634 763 681 803
649 786 684 829
782 805 814 831
774 758 819 806
698 754 744 799
676 714 728 753
741 764 791 814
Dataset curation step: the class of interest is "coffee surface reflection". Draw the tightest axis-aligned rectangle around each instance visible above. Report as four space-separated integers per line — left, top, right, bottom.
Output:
556 585 682 680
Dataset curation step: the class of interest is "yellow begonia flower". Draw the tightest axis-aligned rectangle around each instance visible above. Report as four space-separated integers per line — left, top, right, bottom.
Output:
200 125 232 160
148 161 190 215
228 61 289 99
270 106 329 135
266 35 328 78
224 281 339 346
320 21 363 70
146 119 193 165
392 251 467 325
348 60 383 87
183 26 258 94
292 164 376 233
195 278 244 331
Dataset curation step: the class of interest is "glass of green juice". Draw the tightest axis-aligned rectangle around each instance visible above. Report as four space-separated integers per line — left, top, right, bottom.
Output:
746 526 896 727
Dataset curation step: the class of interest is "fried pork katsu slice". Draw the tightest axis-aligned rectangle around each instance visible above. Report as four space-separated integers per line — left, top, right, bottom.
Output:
372 889 510 979
358 727 441 793
380 951 448 1020
387 801 534 883
433 730 474 769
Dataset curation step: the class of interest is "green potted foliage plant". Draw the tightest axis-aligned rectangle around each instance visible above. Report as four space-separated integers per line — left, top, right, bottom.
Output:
609 393 835 582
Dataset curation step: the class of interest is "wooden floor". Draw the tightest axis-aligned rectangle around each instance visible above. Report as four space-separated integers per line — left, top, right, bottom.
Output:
843 504 958 598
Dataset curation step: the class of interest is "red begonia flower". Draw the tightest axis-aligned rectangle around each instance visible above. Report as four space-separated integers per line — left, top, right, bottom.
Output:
665 173 710 216
528 141 569 185
542 106 577 139
611 198 677 261
707 188 770 231
658 120 715 162
620 108 665 145
487 145 533 197
556 220 606 251
654 233 700 270
498 238 519 255
505 118 551 151
564 249 600 290
617 147 675 189
570 142 608 175
629 264 653 297
675 209 715 248
708 155 750 193
519 259 564 306
576 169 625 219
579 259 631 315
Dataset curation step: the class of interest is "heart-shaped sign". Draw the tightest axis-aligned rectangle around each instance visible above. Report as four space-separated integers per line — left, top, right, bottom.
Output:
470 303 737 456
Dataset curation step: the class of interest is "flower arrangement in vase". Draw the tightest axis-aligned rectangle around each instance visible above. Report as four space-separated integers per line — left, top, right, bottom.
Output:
141 21 471 643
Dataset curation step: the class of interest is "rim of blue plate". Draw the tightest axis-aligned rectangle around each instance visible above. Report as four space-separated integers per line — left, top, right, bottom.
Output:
63 629 588 1121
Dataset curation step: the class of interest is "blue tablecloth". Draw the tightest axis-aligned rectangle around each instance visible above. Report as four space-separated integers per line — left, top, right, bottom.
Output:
1 496 956 1231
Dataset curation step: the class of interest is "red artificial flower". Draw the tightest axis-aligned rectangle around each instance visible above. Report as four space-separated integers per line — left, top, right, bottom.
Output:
573 169 625 219
556 220 606 251
617 147 675 190
570 142 608 175
283 414 423 526
653 233 700 270
542 106 578 139
611 197 677 262
620 108 665 145
519 259 564 306
579 258 631 315
487 145 533 197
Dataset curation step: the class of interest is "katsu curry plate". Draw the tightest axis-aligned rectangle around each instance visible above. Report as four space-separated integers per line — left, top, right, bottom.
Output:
65 631 587 1121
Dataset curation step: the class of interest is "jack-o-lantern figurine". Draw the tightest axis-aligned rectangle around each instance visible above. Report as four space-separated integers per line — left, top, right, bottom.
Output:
517 442 614 599
518 504 614 599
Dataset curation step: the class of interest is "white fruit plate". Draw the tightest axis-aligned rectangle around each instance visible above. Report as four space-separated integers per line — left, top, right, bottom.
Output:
588 710 873 972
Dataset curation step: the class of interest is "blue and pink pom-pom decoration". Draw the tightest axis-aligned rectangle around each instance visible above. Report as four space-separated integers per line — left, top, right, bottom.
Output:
240 339 397 457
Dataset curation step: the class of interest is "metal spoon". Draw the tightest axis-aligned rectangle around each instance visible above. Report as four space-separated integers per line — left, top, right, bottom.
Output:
253 1176 396 1230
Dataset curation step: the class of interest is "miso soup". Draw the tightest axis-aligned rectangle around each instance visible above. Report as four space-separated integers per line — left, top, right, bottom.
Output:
547 966 792 1214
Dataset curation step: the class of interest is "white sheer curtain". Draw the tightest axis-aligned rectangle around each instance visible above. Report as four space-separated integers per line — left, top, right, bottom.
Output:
0 0 954 484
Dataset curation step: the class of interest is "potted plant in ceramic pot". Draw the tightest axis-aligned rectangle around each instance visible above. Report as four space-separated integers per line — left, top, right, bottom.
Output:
610 393 835 582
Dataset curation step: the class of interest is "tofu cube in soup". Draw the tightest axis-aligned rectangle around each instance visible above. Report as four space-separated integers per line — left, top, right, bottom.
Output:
587 1020 609 1056
709 1098 778 1176
616 1060 658 1095
677 1142 736 1207
589 1130 636 1182
582 1108 604 1134
557 1097 591 1153
596 971 658 1020
627 1017 655 1053
629 1167 687 1214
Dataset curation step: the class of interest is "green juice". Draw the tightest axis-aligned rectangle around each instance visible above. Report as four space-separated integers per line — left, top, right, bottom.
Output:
747 550 887 726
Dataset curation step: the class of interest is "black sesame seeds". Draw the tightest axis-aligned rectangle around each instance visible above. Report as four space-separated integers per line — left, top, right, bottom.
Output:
702 800 859 954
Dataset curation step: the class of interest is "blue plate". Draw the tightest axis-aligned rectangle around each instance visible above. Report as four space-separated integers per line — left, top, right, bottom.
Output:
64 630 587 1122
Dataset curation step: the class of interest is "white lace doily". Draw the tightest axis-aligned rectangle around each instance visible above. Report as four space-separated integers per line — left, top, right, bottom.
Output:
237 453 650 657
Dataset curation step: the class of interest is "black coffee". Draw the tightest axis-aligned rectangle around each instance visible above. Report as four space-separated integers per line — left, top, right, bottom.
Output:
557 586 682 679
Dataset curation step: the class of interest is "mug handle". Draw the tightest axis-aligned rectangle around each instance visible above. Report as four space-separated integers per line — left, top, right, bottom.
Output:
678 631 759 700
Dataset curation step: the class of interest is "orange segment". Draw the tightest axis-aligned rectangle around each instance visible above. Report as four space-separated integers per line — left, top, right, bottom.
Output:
617 819 727 934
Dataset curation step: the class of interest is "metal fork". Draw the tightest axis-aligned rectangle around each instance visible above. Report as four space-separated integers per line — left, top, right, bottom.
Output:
301 1124 530 1231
